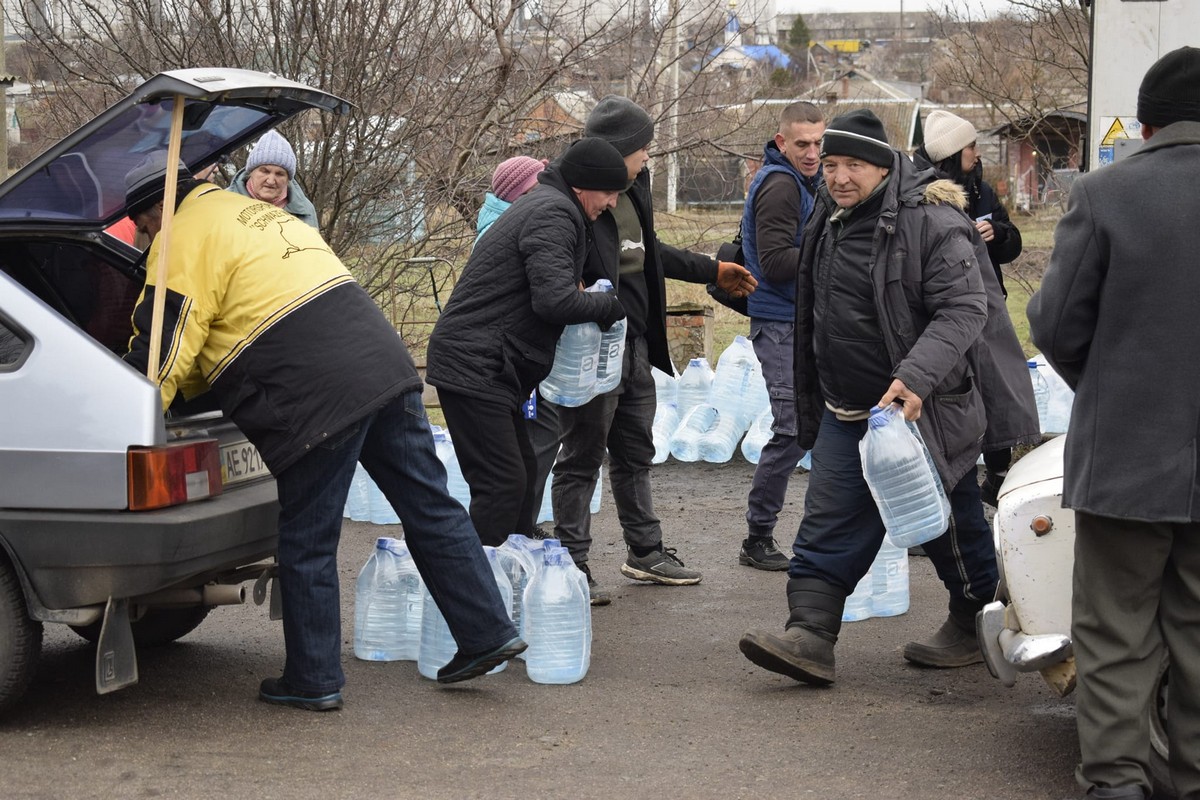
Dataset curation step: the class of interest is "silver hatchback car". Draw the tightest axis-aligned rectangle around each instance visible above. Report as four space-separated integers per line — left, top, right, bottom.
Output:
0 68 347 714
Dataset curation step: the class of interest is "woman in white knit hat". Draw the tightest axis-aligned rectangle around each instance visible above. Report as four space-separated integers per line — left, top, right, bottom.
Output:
229 129 320 228
914 108 1024 508
914 109 1021 295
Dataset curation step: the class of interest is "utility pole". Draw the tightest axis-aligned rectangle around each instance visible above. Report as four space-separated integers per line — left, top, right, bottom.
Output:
0 0 11 180
664 0 680 213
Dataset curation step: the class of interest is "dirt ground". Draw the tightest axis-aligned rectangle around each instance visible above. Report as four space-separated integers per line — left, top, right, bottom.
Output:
1 458 1083 800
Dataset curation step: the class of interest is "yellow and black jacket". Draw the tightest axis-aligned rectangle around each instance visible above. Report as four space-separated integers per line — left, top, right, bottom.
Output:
125 185 419 473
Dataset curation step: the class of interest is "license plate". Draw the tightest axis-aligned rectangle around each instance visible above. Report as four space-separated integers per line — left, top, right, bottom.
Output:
220 439 269 485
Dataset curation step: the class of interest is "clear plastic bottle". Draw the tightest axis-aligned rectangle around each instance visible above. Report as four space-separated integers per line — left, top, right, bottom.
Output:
675 357 714 420
365 472 400 525
871 536 909 617
344 462 370 521
354 537 424 661
416 582 457 680
523 547 591 684
799 450 812 471
1028 360 1050 434
651 366 678 407
741 408 774 464
842 569 874 622
496 538 538 641
482 546 515 674
539 282 608 407
433 428 472 511
698 412 746 463
669 404 719 462
707 335 758 429
652 402 680 464
859 405 950 549
593 280 626 395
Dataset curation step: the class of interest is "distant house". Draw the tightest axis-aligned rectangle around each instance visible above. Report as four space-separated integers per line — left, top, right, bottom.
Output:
987 109 1086 211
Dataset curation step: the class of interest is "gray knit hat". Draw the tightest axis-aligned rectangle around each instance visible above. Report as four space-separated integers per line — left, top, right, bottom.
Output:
557 138 629 191
125 151 191 217
585 96 655 156
246 130 297 178
1137 46 1200 127
820 109 893 168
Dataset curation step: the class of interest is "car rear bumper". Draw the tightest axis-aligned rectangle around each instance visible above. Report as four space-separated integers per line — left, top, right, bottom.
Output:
977 600 1074 688
0 480 279 610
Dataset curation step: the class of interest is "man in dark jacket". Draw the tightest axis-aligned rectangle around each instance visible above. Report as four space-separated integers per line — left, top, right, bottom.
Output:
738 109 1000 685
539 96 757 602
1028 47 1200 800
426 138 627 548
123 153 524 712
737 101 824 571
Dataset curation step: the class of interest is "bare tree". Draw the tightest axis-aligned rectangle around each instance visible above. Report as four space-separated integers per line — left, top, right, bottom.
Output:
7 0 764 347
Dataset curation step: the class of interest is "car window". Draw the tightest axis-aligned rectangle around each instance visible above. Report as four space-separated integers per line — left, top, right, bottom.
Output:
0 241 141 355
0 317 28 368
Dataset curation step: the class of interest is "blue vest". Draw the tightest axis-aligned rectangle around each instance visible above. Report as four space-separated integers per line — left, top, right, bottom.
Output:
740 143 815 322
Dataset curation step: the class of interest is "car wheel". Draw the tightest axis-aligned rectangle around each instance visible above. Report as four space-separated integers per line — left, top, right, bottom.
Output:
1149 657 1176 799
71 606 211 648
0 557 43 715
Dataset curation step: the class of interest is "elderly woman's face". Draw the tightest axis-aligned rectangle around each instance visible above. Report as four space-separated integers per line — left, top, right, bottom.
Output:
248 164 290 204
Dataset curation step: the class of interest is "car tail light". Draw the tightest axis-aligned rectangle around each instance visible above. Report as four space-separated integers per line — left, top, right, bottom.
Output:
127 439 223 511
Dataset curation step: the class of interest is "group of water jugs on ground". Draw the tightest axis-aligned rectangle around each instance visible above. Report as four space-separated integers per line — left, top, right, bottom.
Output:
353 534 592 684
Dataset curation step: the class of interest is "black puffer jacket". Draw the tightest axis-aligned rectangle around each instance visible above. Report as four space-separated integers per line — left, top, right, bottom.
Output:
426 167 624 407
583 168 719 375
796 151 990 488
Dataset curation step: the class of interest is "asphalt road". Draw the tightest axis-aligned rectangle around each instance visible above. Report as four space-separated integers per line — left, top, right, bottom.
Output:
0 459 1081 800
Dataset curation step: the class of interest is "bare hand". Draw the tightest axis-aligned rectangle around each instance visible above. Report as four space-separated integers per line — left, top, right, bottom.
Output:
975 220 995 242
716 261 758 298
877 378 923 421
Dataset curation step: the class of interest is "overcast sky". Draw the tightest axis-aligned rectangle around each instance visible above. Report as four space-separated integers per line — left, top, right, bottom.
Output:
779 0 1014 16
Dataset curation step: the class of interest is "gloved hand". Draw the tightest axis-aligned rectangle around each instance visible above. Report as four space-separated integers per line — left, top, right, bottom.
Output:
598 296 626 332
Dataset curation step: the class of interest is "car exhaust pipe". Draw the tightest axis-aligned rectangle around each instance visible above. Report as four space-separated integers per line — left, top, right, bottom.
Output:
135 584 247 607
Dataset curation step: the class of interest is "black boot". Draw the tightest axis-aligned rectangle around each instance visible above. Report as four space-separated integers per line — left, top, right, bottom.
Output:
903 607 983 668
739 578 846 686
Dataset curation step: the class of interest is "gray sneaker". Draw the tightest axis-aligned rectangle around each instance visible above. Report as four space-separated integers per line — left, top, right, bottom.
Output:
620 547 702 586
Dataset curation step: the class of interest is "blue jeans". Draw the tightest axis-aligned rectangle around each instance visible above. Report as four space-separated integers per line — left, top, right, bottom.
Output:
789 409 997 623
273 390 516 693
745 318 806 538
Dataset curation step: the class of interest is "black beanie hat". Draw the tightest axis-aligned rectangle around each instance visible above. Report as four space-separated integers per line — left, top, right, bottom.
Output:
820 109 893 168
585 95 655 156
125 151 192 218
557 138 629 192
1137 46 1200 128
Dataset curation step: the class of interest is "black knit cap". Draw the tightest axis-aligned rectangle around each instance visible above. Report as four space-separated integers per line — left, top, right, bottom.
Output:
820 108 893 168
557 137 629 191
125 151 192 218
1137 46 1200 127
585 95 655 156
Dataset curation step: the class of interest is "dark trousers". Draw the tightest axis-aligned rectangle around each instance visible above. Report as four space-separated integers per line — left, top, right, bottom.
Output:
274 391 515 693
788 409 997 624
552 336 660 565
746 318 806 538
438 387 538 546
526 389 561 517
1073 511 1200 797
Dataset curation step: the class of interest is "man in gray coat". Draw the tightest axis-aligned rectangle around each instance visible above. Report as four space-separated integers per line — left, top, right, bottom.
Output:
738 109 1002 685
1028 46 1200 800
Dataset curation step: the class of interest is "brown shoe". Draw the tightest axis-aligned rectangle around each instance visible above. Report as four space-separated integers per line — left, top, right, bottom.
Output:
902 616 983 668
739 626 835 685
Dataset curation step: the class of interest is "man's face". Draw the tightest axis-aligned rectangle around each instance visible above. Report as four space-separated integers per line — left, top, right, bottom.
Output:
574 188 621 220
776 121 825 178
248 165 290 204
623 147 649 182
822 155 890 209
132 202 164 241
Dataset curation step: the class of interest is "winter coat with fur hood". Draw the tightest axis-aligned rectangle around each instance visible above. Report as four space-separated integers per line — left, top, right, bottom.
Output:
795 151 991 489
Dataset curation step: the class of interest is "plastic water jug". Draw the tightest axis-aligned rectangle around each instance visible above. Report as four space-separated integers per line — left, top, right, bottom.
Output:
675 358 714 419
482 546 515 674
593 280 626 394
708 336 759 428
652 366 678 407
1031 355 1074 435
344 463 371 521
1028 360 1050 433
354 537 423 661
669 404 719 462
799 450 812 471
540 282 610 407
871 536 909 617
860 405 950 549
535 462 602 523
365 472 400 525
496 538 538 638
842 569 874 622
416 583 457 679
523 547 591 684
698 412 746 463
741 408 773 464
652 402 680 465
433 428 472 511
